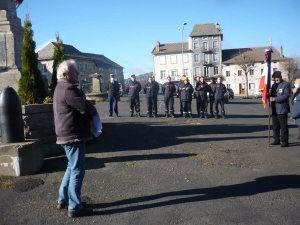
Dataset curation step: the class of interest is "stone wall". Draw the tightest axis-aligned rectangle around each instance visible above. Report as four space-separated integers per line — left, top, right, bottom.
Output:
22 104 64 158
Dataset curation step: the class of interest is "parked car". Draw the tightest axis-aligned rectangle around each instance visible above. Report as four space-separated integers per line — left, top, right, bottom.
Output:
119 83 123 97
254 89 262 99
227 88 234 99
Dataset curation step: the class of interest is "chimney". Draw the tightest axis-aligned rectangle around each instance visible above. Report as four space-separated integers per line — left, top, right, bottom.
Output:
280 45 283 58
215 23 220 31
155 41 160 52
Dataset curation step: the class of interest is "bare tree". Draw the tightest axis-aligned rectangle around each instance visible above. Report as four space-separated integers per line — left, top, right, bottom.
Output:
233 50 256 98
282 55 300 82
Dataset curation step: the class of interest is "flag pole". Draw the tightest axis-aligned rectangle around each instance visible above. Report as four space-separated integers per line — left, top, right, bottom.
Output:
268 38 272 147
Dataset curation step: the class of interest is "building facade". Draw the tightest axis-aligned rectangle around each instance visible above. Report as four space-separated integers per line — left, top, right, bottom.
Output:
152 23 223 85
37 43 124 93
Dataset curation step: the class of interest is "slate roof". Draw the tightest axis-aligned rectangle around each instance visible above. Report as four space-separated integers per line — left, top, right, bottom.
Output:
190 23 222 37
222 46 287 64
37 43 122 68
151 42 191 54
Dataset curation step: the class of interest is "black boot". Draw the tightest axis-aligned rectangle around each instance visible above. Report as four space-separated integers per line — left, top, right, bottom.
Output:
214 113 218 119
147 113 150 118
204 112 208 118
165 113 168 118
171 113 175 118
200 111 204 118
189 113 192 118
130 113 133 117
197 111 200 118
138 113 141 117
222 111 226 119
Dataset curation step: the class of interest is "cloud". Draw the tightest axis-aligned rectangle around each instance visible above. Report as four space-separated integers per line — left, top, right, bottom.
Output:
35 38 56 52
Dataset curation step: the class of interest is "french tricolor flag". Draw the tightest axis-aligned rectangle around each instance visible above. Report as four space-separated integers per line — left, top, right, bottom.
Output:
258 48 273 108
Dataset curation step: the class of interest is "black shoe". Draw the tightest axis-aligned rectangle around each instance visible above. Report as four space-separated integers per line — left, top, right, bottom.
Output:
153 114 157 118
210 113 214 118
68 207 93 218
147 114 150 118
204 113 208 118
165 113 168 118
109 114 112 117
171 113 175 118
138 113 141 117
57 203 68 210
281 143 289 147
214 114 218 119
130 114 133 117
270 141 280 145
183 114 187 118
222 114 226 119
189 113 192 118
115 114 118 117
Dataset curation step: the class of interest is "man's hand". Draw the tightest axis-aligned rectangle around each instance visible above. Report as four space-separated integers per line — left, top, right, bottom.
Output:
293 88 298 95
270 97 276 102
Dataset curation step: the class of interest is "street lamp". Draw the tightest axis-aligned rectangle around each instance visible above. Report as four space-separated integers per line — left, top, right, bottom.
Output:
178 22 187 79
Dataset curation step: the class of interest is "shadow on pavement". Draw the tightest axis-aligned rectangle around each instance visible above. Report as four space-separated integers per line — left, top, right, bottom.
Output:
91 174 300 215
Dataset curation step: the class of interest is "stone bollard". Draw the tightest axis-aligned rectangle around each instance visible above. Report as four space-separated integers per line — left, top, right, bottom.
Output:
0 87 25 143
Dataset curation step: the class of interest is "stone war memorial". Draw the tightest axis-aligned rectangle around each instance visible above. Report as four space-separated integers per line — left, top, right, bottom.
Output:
0 0 44 177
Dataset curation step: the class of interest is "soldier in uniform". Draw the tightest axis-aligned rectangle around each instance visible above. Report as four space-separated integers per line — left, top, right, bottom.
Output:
144 76 159 117
178 75 187 117
162 76 176 117
209 77 216 118
269 71 291 147
106 74 120 117
125 74 142 117
212 76 227 119
195 76 212 118
179 76 194 118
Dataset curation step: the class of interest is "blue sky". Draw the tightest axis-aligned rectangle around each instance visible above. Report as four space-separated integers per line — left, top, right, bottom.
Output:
17 0 300 79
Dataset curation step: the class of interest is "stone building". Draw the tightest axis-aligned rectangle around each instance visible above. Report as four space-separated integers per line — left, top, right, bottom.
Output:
37 43 124 93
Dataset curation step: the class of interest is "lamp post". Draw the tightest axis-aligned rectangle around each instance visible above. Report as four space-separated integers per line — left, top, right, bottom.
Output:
178 22 187 79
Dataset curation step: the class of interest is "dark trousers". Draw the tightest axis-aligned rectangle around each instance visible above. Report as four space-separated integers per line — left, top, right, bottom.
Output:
182 101 192 114
179 97 183 115
108 97 118 115
196 96 208 113
146 97 156 115
214 98 225 114
209 97 214 114
272 113 289 144
164 96 174 113
128 96 140 113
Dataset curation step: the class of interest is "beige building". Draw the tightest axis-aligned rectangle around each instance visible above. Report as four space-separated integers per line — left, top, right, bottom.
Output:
222 46 289 95
37 43 124 93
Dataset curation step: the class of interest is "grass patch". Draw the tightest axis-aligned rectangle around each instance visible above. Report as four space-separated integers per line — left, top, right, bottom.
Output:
0 180 15 188
189 153 207 160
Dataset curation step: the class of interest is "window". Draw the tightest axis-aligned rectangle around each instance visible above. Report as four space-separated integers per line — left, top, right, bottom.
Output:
250 69 254 75
193 37 198 41
273 68 277 73
183 54 188 63
204 67 209 77
238 70 242 76
203 42 208 50
202 36 208 40
213 41 218 48
42 64 47 73
226 71 230 77
226 84 231 89
171 70 177 77
213 35 218 39
249 83 255 90
261 69 264 75
194 54 199 62
184 69 188 76
194 67 200 76
85 64 87 70
214 66 218 75
160 56 166 65
171 55 177 64
193 42 199 49
213 53 218 61
160 71 166 79
204 54 209 63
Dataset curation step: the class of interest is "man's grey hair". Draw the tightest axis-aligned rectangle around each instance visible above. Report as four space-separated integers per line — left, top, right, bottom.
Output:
57 59 77 79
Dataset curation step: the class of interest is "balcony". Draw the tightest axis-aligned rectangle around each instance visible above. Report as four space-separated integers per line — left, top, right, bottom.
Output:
201 46 217 53
202 60 212 66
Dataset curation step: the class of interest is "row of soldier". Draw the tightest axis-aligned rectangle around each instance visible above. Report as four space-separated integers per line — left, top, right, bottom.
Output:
122 74 228 119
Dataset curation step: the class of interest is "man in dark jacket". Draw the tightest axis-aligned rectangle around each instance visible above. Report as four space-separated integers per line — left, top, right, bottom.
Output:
162 76 176 117
195 76 212 118
178 75 187 117
270 71 291 147
125 74 142 117
209 77 216 118
212 76 227 119
53 59 96 218
144 76 159 117
179 76 194 118
106 74 120 117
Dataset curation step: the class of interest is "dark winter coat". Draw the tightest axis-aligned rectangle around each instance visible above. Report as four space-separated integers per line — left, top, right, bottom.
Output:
195 81 211 99
144 81 159 97
270 80 291 115
106 81 120 98
125 80 142 98
211 82 227 100
291 90 300 126
53 79 97 144
162 82 176 98
179 82 194 102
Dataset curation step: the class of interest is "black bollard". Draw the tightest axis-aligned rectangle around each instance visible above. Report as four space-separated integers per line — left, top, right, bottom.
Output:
0 87 25 143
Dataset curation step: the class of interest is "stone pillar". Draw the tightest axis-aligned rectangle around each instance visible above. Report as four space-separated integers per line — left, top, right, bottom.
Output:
0 0 23 91
86 73 108 101
90 73 102 93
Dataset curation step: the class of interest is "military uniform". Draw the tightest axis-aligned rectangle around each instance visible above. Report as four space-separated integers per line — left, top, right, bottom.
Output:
144 81 159 117
162 81 176 117
179 81 194 118
209 80 216 117
125 78 142 117
195 81 212 118
212 82 227 118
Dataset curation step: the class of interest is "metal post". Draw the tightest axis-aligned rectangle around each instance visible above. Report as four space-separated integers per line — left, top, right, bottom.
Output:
178 22 187 78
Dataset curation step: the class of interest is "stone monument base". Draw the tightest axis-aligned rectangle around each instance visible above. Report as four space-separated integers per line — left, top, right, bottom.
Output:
86 92 108 101
0 140 43 176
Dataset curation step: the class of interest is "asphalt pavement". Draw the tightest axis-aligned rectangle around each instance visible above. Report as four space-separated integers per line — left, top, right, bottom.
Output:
0 95 300 225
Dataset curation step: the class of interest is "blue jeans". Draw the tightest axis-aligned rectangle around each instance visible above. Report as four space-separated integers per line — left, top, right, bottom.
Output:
58 141 86 211
108 97 118 115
